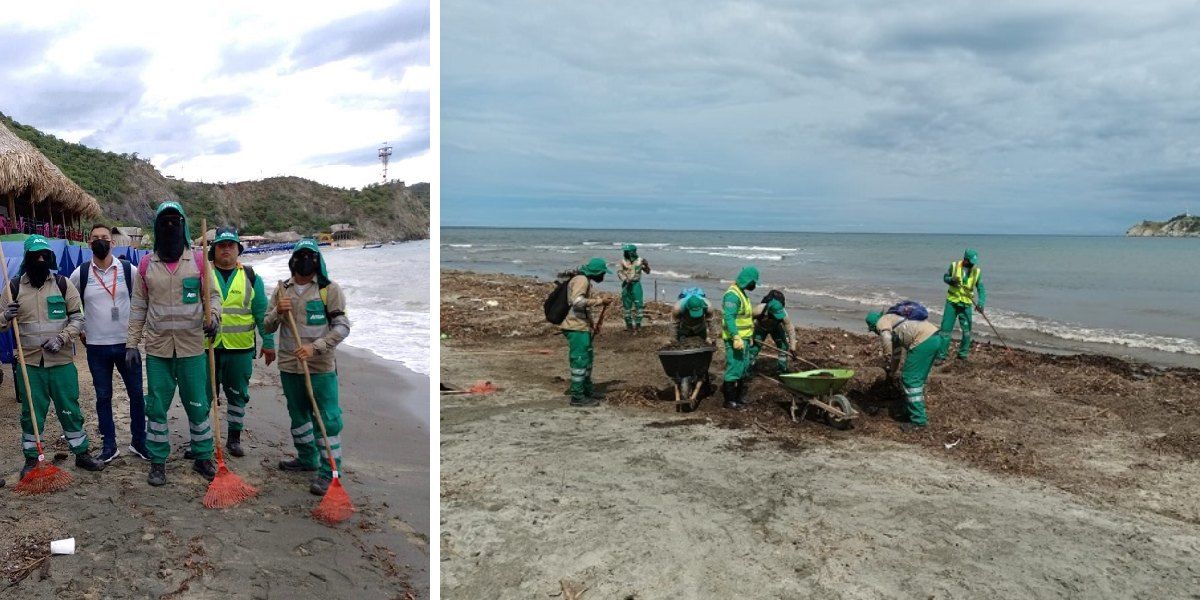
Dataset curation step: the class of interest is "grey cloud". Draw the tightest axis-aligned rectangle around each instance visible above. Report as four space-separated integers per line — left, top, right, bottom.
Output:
94 46 152 68
210 139 241 155
218 41 286 75
0 25 53 70
178 94 254 115
290 2 429 70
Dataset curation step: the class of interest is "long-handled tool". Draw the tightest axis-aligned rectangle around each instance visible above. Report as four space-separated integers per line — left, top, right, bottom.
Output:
285 311 354 525
591 301 610 338
0 243 71 494
970 300 1011 351
199 219 258 508
757 340 823 371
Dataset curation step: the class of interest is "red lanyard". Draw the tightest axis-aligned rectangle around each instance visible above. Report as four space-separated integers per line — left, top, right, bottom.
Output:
92 264 118 301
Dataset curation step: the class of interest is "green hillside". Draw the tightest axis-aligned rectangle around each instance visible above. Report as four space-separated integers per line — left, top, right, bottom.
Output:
1 112 428 240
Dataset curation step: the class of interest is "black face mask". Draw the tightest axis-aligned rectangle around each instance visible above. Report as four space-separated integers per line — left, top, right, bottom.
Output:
745 281 757 291
589 273 605 283
154 213 186 262
25 252 52 285
290 252 320 277
91 239 111 260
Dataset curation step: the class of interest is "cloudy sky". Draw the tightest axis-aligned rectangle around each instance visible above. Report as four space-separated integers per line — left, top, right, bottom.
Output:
0 0 429 189
443 1 1200 234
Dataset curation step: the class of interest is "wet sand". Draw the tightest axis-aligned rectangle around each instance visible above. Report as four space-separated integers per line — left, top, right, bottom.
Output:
440 270 1200 599
1 346 429 599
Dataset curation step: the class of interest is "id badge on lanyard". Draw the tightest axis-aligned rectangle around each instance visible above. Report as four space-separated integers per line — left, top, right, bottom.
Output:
94 265 120 321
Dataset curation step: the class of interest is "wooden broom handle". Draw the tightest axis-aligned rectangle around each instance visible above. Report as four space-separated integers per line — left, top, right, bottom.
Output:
0 242 42 447
285 310 338 473
199 219 224 451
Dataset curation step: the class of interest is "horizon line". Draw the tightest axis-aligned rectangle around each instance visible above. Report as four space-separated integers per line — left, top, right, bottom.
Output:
440 224 1142 238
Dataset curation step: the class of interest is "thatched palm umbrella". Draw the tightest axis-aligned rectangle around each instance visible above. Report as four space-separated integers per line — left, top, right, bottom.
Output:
0 121 102 236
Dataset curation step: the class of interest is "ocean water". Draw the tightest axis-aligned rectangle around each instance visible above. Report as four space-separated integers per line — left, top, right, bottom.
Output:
247 241 430 375
442 228 1200 366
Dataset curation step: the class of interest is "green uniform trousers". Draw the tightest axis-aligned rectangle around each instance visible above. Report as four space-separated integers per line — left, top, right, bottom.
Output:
145 354 213 464
621 282 644 328
209 350 254 432
281 371 342 478
16 363 88 458
749 326 790 372
937 300 974 360
562 330 594 399
901 336 941 426
723 338 752 382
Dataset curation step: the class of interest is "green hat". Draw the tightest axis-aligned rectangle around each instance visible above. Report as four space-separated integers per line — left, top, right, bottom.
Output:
579 257 611 276
685 295 707 318
24 234 52 254
153 201 190 252
735 265 759 288
291 238 329 284
209 226 244 260
963 248 979 264
866 311 882 332
622 243 637 253
766 299 786 320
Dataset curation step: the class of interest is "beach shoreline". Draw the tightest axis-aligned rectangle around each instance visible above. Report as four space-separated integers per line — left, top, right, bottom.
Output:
0 345 429 599
440 269 1200 598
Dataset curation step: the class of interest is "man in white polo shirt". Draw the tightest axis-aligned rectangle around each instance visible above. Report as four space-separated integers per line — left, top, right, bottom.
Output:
69 224 146 463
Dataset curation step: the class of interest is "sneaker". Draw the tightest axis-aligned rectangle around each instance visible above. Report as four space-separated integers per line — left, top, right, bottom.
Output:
75 453 106 472
309 475 332 496
569 396 599 407
899 422 928 433
20 456 39 479
192 459 217 481
99 447 121 463
128 444 150 461
278 458 317 472
147 463 167 486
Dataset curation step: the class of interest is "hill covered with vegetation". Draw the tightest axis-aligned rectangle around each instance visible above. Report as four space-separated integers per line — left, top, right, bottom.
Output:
1126 213 1200 237
1 112 428 240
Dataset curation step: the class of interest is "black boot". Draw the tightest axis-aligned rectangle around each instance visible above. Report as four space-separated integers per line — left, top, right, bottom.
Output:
226 429 245 458
75 452 106 472
310 474 332 496
737 380 751 406
722 381 743 410
147 463 167 486
19 456 39 479
193 459 217 481
279 458 317 472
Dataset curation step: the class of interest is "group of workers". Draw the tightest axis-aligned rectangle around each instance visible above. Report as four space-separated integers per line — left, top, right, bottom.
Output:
557 244 987 431
1 201 350 494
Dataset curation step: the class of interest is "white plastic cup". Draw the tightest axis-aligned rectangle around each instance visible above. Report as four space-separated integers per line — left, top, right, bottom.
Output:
50 537 75 555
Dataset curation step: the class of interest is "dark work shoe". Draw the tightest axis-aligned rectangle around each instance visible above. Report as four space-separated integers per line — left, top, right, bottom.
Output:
226 430 245 458
569 396 600 407
183 449 197 460
309 475 332 496
899 422 928 433
192 459 217 481
723 400 746 411
279 458 317 472
20 456 39 479
128 444 150 461
148 463 167 486
76 452 106 472
99 447 120 463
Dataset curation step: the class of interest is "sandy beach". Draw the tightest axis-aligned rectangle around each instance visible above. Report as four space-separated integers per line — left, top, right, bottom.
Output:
0 345 429 599
440 270 1200 598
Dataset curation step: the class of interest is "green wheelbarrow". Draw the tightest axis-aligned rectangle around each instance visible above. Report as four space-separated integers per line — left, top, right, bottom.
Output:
775 369 858 429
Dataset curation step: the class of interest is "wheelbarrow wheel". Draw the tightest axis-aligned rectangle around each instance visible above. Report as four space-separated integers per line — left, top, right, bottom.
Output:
677 377 694 412
825 394 854 430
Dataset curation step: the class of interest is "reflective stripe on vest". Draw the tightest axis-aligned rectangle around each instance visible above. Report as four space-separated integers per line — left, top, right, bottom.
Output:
18 321 66 350
721 284 754 340
212 267 256 349
947 261 981 305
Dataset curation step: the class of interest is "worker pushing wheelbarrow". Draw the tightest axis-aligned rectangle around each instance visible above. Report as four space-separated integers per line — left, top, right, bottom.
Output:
657 343 716 412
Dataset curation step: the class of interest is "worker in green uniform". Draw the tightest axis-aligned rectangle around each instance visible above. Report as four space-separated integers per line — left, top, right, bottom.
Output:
4 235 106 478
867 311 942 432
747 291 795 373
721 266 758 410
559 258 613 406
206 227 275 457
936 248 987 362
672 290 711 342
617 244 650 333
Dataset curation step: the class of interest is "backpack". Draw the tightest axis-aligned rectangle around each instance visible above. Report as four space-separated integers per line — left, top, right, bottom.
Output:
763 289 785 307
9 274 69 303
76 258 133 309
886 300 928 321
677 287 706 300
544 277 573 325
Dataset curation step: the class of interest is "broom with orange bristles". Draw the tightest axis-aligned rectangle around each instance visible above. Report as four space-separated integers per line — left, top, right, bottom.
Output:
0 242 71 494
284 311 353 525
199 219 258 508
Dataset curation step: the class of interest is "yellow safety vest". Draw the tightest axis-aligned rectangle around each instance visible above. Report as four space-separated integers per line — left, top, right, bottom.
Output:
721 284 754 340
947 261 981 305
211 267 256 349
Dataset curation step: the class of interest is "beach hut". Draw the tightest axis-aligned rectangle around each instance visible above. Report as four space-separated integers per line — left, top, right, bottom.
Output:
0 121 103 242
112 225 145 247
330 222 355 241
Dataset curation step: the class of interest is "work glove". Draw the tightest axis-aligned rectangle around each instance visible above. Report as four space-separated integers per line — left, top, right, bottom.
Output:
976 304 985 313
41 334 66 354
950 277 961 286
203 317 219 339
732 337 745 351
125 348 141 371
642 260 651 274
2 301 18 322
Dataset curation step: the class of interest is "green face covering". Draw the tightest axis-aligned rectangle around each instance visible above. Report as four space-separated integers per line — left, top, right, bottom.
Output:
866 311 882 332
735 266 760 289
579 257 612 277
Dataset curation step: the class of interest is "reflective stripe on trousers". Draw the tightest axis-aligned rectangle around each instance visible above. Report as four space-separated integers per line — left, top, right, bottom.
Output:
292 422 315 445
189 418 213 442
227 403 246 424
146 420 170 443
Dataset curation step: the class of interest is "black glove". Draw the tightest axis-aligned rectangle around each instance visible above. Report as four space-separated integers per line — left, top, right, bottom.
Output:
41 335 65 354
203 319 219 338
2 301 18 322
125 348 141 371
